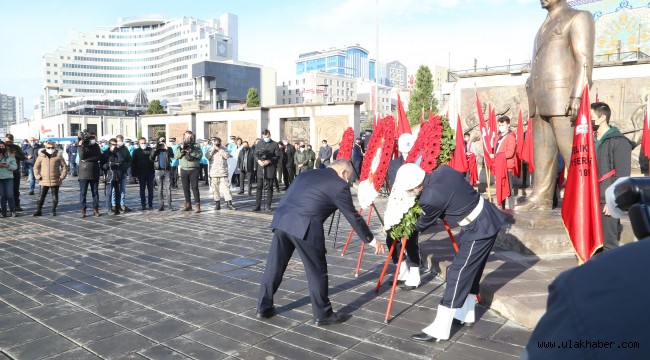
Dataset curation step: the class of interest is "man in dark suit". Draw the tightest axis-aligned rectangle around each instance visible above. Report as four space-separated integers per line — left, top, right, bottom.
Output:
521 0 595 210
257 159 386 325
282 138 296 189
253 130 282 212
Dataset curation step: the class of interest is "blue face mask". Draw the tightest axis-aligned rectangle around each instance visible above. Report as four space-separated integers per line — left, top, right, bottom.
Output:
263 137 271 143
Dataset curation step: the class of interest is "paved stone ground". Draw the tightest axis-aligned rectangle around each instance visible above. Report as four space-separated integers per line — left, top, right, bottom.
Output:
0 177 530 359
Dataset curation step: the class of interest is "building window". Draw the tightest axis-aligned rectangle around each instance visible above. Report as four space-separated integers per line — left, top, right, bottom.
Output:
282 90 285 95
296 97 299 102
46 63 50 66
283 99 285 104
288 99 291 104
289 90 292 95
289 80 292 86
47 71 50 75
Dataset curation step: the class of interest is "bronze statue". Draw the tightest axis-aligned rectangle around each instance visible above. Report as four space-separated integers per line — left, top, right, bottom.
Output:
520 0 595 210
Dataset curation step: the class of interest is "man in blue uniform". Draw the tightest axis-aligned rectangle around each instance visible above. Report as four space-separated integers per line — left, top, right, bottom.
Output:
257 159 385 325
394 164 505 343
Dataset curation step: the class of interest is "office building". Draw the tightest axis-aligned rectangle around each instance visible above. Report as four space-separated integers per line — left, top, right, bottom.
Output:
0 93 17 132
296 44 376 80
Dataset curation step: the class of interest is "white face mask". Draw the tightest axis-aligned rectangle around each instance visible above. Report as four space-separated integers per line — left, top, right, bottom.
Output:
90 140 96 145
110 145 116 151
29 141 35 146
499 125 508 133
117 141 124 147
46 149 55 155
140 144 147 149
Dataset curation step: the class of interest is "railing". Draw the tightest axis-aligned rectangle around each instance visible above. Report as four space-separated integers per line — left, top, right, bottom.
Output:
595 50 649 63
451 63 531 77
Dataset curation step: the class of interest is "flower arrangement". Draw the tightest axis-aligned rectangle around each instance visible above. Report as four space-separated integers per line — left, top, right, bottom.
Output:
336 127 355 161
357 116 396 209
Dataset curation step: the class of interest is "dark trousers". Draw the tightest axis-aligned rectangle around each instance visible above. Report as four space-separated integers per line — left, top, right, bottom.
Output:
0 178 15 211
500 171 516 210
170 166 178 187
284 166 295 189
70 162 78 176
199 164 208 182
256 167 274 209
442 232 496 309
352 161 362 182
37 186 59 211
138 173 155 207
12 171 20 206
180 168 200 204
106 180 122 212
276 166 284 189
385 231 421 266
155 170 172 206
239 170 253 193
79 179 99 209
601 203 620 251
258 229 333 320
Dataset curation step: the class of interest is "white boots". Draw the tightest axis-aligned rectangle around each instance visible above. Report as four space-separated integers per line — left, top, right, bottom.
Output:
404 266 421 288
453 295 476 325
412 305 455 342
397 261 409 282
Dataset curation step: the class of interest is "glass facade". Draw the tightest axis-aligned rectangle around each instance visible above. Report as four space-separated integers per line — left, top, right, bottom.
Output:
192 61 261 102
295 45 374 79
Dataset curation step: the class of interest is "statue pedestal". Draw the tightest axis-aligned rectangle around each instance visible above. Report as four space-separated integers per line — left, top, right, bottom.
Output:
497 210 574 256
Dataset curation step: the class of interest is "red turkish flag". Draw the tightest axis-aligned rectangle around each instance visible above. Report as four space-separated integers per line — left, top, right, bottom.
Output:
450 114 469 172
396 93 411 136
521 117 535 172
561 85 603 264
642 95 650 158
516 110 525 159
468 153 478 186
493 152 510 205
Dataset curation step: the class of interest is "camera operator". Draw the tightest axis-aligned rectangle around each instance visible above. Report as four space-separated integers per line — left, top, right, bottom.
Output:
206 137 236 211
173 130 202 213
77 132 101 217
101 138 128 215
150 137 174 211
253 130 281 212
3 134 25 212
132 137 155 211
111 135 132 212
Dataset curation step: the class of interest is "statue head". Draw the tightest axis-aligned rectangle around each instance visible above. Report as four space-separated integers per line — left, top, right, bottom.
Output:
540 0 563 10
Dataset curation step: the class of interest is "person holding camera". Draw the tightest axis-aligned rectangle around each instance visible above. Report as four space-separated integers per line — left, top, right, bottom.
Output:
0 141 18 218
132 138 155 211
101 138 128 215
150 137 174 211
174 131 203 213
237 141 255 196
77 132 102 217
33 141 67 216
253 130 282 212
111 135 132 212
207 137 236 211
3 135 25 212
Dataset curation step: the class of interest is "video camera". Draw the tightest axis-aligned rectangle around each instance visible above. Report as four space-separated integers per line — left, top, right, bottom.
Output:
257 149 271 161
607 177 650 240
77 130 91 146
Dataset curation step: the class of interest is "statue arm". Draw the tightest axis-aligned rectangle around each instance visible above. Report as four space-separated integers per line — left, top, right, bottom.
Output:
568 11 596 118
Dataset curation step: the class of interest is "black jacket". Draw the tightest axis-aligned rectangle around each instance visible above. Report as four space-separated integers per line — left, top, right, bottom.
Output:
237 147 255 172
271 168 373 251
77 143 102 181
150 147 174 171
254 139 282 179
23 144 42 166
131 146 155 176
101 149 128 182
285 143 296 167
595 128 634 204
386 157 405 189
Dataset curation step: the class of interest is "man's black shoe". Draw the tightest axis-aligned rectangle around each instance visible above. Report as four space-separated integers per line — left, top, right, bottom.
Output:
411 332 439 342
14 206 23 212
452 318 474 327
314 312 351 326
252 207 261 212
158 205 164 211
256 307 276 319
29 192 34 195
141 205 147 211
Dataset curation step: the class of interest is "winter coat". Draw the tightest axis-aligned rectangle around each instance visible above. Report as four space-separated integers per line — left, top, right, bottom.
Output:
237 147 255 172
285 143 296 167
595 127 634 204
131 146 155 177
352 143 364 162
173 143 202 170
23 144 42 166
101 148 128 183
0 153 17 179
6 144 24 173
207 146 230 177
34 149 67 187
170 144 180 167
294 149 309 171
495 131 517 172
307 149 316 169
150 147 174 171
254 139 282 179
77 143 102 181
116 145 132 172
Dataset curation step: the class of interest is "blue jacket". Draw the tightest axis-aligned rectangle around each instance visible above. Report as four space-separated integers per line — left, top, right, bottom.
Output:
271 168 373 251
200 145 210 165
171 144 180 166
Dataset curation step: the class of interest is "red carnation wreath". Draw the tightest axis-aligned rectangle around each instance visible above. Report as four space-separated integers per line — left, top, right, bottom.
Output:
357 116 396 209
406 116 443 173
337 127 355 161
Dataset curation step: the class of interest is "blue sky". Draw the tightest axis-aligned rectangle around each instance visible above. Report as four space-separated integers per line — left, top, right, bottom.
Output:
0 0 546 117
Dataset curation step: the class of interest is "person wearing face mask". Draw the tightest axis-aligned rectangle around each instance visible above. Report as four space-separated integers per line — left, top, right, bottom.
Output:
32 141 67 216
294 142 309 175
199 139 210 186
282 138 296 190
252 130 282 212
384 133 425 289
591 102 633 252
236 141 255 196
0 141 18 218
101 138 128 215
490 116 518 210
256 159 386 324
77 132 102 217
391 164 505 343
111 135 132 212
306 145 316 170
23 137 42 196
318 140 332 169
125 139 136 184
174 131 203 213
150 137 174 211
131 138 156 211
4 134 25 212
351 138 364 183
206 137 236 211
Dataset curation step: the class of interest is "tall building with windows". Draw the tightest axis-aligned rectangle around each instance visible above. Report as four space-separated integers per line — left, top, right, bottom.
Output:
42 13 238 115
277 72 357 105
16 97 24 123
295 45 376 80
0 93 17 131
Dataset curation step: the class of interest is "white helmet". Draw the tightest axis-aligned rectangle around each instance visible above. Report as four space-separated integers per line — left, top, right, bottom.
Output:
394 163 425 191
398 133 416 154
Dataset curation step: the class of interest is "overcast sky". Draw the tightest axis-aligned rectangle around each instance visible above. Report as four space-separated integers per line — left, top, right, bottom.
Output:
0 0 546 117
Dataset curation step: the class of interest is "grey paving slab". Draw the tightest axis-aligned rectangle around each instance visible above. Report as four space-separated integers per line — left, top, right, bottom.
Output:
0 179 532 360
